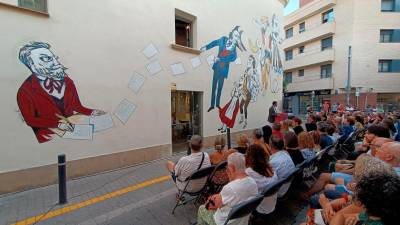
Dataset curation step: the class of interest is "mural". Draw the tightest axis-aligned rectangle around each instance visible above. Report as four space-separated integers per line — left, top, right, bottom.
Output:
218 55 260 132
200 26 246 112
209 15 283 132
249 14 283 94
16 42 105 143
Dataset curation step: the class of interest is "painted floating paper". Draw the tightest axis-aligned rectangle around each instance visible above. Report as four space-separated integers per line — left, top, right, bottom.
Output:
128 72 145 94
114 99 136 124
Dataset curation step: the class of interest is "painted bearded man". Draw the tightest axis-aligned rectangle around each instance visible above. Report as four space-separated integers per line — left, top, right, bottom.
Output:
201 26 246 112
17 42 105 143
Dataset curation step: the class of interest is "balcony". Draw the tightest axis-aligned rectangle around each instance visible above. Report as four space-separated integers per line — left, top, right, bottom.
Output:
286 77 334 93
284 48 335 71
283 21 335 49
285 0 336 27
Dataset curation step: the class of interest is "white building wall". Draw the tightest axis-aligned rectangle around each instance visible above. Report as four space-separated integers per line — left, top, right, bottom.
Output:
0 0 286 174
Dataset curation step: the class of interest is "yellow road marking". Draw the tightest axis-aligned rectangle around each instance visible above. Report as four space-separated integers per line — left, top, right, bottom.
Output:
10 175 171 225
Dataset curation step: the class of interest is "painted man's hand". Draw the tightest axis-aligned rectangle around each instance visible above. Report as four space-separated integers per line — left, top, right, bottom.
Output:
200 46 206 52
58 121 74 132
91 109 106 116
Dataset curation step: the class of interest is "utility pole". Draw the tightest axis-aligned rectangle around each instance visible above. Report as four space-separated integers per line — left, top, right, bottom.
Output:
346 46 352 106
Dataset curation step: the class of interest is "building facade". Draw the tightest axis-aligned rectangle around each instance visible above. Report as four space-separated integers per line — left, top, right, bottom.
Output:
283 0 400 114
0 0 287 193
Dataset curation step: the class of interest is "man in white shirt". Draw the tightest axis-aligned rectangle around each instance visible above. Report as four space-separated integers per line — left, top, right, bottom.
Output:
196 153 258 225
269 135 295 197
166 135 211 192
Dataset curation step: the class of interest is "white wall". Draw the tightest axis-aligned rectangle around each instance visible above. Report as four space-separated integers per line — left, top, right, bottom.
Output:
0 0 285 173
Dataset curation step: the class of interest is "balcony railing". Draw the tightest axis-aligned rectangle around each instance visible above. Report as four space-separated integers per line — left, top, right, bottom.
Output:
283 21 335 49
284 48 335 71
286 76 334 93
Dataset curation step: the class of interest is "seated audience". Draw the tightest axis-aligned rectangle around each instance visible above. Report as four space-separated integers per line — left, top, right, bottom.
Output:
209 137 232 186
245 144 278 215
292 117 304 135
305 114 318 132
269 135 295 197
284 131 305 165
338 117 355 143
375 142 400 175
166 135 211 192
252 128 271 156
280 119 293 135
317 122 334 149
330 170 399 225
196 153 258 225
310 130 321 151
272 123 284 139
233 134 249 154
298 131 317 160
210 137 228 165
262 125 272 145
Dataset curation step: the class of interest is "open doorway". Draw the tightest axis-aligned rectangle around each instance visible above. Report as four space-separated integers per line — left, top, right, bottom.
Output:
171 91 202 152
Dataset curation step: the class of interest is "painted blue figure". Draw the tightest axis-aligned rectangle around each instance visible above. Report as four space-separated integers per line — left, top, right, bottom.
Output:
201 26 246 112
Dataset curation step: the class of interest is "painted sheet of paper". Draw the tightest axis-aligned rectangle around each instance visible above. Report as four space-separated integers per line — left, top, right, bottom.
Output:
146 60 162 76
63 124 93 140
89 113 114 132
235 57 242 65
114 99 136 124
142 43 158 59
170 62 185 75
206 55 215 67
190 56 202 69
128 72 145 94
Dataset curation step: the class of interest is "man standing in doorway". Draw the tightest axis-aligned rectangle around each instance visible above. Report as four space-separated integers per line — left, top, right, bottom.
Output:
268 101 278 125
201 26 246 112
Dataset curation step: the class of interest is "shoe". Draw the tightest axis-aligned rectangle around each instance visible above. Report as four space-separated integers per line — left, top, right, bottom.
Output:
217 105 221 110
207 107 214 112
243 121 247 129
239 115 244 124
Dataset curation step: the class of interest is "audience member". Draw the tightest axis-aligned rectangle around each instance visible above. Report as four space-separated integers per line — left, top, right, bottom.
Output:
272 123 284 139
209 137 232 186
375 142 400 175
317 121 334 149
262 125 272 145
234 134 249 154
310 130 321 150
269 135 295 197
252 129 271 156
292 117 304 135
245 144 279 215
284 131 305 165
196 153 258 225
306 114 317 132
166 135 211 192
298 131 317 160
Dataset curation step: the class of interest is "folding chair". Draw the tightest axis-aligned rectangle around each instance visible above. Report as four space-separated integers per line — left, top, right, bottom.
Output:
223 195 264 225
171 165 215 214
196 161 228 203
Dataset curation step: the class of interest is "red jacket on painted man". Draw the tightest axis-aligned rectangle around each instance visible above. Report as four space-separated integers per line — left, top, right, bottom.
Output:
17 42 104 143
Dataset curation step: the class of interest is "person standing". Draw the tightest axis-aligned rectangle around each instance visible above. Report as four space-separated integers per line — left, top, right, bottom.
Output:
268 101 278 124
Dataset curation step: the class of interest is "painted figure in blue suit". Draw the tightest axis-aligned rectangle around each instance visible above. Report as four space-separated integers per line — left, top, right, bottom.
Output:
201 26 246 112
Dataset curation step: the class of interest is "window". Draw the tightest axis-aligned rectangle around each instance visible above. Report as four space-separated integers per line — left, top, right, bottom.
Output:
379 60 392 72
286 28 293 39
321 37 333 51
18 0 47 12
298 69 304 77
322 9 334 23
380 29 400 42
378 59 400 72
381 0 395 12
285 50 293 61
380 30 394 42
299 22 306 33
299 46 305 54
284 72 293 84
175 9 196 48
321 64 332 78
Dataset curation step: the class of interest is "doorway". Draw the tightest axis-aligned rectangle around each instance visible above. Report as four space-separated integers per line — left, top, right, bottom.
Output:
171 91 203 152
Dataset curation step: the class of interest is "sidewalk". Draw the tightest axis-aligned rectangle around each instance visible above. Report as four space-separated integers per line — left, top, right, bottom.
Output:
0 146 308 225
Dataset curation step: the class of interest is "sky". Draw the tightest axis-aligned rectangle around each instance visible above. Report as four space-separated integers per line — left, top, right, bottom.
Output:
284 0 299 15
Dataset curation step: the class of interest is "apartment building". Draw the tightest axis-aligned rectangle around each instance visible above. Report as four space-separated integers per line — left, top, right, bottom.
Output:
283 0 400 114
